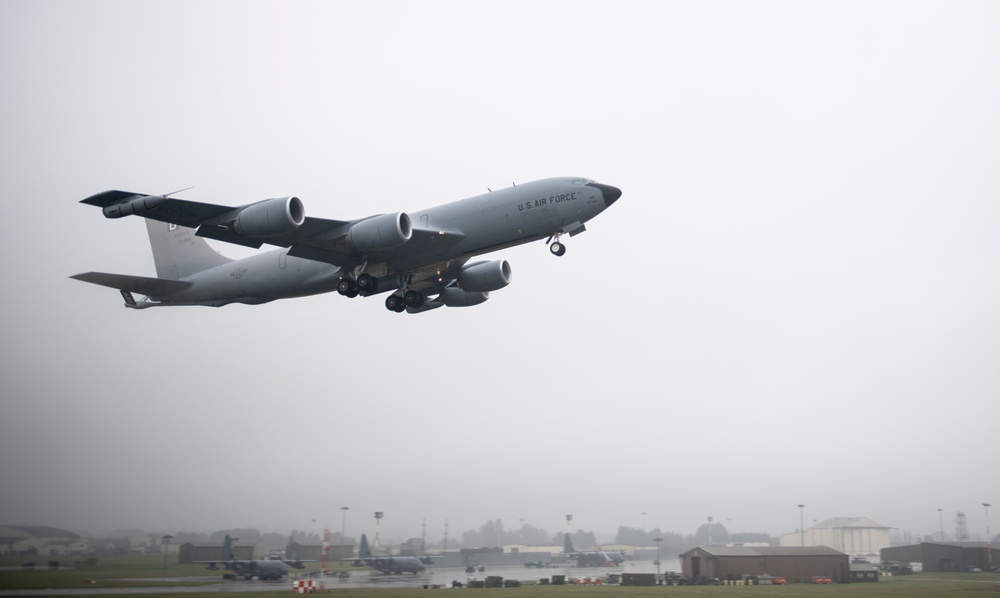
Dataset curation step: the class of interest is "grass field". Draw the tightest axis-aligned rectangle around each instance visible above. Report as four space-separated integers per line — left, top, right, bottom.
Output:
1 554 998 597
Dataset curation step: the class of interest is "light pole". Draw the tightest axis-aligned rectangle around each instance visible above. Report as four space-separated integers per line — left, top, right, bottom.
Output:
938 508 944 542
798 505 806 547
654 537 663 583
340 507 350 558
707 517 713 544
161 535 172 569
985 503 993 571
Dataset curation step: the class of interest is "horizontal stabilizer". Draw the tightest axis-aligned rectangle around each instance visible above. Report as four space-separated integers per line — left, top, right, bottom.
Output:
71 271 193 296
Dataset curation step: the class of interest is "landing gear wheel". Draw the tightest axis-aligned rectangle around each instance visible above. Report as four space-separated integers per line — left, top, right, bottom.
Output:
337 279 357 295
403 290 424 308
550 241 566 256
385 294 406 312
356 273 378 293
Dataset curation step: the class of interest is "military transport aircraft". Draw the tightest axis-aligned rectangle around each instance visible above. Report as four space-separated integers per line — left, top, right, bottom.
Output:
71 177 621 313
563 534 626 567
195 534 307 580
351 533 430 574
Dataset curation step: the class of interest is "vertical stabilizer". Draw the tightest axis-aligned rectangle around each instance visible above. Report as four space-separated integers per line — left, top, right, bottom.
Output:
145 219 231 280
358 534 372 559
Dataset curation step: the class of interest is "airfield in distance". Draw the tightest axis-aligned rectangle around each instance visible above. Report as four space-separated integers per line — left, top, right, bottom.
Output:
0 561 669 596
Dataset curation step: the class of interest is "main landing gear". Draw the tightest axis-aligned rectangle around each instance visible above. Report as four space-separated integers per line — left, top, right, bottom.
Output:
336 273 378 298
337 272 425 313
384 290 424 313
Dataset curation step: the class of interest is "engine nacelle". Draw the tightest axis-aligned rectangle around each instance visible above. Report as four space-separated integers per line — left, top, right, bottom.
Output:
233 196 304 237
440 287 490 307
348 212 412 252
457 260 512 293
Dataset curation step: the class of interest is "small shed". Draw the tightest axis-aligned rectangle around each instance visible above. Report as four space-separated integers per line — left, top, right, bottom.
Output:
680 545 850 583
850 562 879 582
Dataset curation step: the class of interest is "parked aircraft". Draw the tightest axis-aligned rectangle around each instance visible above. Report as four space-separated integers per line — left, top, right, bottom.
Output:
563 534 626 567
194 534 307 580
71 177 621 312
351 533 429 574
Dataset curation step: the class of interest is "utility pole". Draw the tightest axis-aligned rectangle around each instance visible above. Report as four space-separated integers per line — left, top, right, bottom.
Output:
340 507 350 558
798 505 806 547
985 503 993 571
161 535 172 570
654 537 663 582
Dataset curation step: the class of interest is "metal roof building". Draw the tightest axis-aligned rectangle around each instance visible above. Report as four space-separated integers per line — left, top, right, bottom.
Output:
680 545 850 583
0 525 89 555
779 517 890 557
881 542 997 572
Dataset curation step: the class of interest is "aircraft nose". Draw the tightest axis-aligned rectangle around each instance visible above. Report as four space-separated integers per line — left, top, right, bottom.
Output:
587 182 622 206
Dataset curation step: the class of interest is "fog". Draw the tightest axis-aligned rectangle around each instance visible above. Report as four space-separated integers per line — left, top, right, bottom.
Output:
1 1 997 547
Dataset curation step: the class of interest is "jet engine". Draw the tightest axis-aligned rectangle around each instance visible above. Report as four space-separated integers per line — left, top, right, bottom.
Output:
233 196 304 237
348 212 412 252
457 260 512 293
440 287 490 307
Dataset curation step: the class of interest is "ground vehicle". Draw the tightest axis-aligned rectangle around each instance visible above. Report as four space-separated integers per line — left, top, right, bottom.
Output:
772 577 787 585
811 575 832 584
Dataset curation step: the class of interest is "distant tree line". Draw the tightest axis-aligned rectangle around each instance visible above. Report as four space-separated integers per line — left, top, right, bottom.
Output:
443 520 773 554
85 521 773 555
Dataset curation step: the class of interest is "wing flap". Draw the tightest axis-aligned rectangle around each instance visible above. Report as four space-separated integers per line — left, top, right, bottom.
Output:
71 272 193 296
195 216 353 251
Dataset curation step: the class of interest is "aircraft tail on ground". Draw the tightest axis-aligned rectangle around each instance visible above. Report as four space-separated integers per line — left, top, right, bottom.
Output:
564 534 575 553
358 534 373 559
145 219 231 280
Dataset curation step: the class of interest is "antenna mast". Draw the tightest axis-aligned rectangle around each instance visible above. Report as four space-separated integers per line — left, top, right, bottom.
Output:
955 511 969 542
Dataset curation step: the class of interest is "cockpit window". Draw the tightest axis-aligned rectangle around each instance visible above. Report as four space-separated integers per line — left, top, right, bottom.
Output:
572 178 594 185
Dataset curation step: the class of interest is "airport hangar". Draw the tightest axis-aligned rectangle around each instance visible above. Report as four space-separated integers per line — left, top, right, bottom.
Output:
680 545 851 583
881 542 998 572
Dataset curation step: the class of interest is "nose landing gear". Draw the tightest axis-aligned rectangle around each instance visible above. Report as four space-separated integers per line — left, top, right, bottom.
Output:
547 234 567 256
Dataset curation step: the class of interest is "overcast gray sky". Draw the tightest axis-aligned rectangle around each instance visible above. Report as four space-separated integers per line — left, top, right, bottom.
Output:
1 0 997 546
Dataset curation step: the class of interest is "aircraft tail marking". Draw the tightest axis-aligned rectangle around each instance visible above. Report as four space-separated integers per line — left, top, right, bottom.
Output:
145 219 232 280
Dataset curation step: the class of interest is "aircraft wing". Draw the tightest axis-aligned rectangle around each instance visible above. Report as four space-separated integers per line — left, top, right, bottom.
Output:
70 272 193 295
81 190 238 229
79 190 462 268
